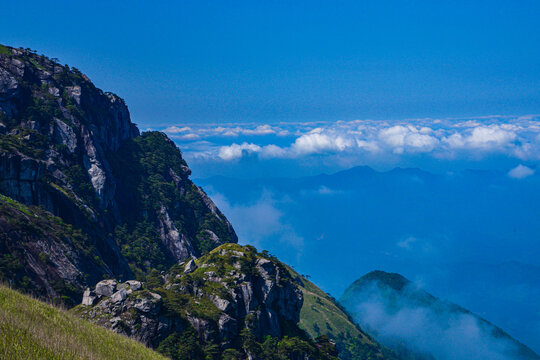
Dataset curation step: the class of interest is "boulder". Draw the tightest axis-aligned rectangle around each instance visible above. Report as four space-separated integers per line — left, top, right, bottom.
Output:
125 280 142 291
81 288 97 306
111 288 127 303
95 279 117 297
183 259 197 274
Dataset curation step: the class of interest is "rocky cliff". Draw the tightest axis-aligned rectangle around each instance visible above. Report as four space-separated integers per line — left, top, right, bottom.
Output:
75 244 338 360
0 45 237 303
0 44 393 359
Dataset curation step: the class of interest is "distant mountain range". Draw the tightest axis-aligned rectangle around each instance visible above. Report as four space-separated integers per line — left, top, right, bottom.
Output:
340 271 540 360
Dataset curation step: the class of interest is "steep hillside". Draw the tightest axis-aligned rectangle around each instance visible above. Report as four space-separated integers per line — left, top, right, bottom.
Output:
75 244 339 360
0 44 393 359
285 266 394 360
0 284 166 360
340 271 540 360
0 44 236 302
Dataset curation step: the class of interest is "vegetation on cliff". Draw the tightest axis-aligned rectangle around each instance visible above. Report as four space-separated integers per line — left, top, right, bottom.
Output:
0 44 237 303
75 243 340 360
0 45 394 359
285 266 392 360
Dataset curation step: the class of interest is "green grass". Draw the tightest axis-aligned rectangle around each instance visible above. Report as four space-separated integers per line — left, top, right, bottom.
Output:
0 45 11 55
285 265 368 342
285 265 390 359
0 285 167 360
0 194 34 216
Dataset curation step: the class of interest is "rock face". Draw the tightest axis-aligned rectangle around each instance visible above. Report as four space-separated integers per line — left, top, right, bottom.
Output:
0 48 138 213
0 45 367 359
0 45 237 303
76 244 320 359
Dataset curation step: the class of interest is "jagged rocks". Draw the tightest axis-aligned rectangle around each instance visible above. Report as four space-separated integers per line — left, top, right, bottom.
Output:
157 205 196 261
77 279 168 347
111 288 127 303
77 244 309 357
125 280 142 291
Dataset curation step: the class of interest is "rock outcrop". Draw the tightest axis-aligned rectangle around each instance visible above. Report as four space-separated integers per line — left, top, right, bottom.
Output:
76 244 334 359
0 45 237 303
77 279 171 347
0 45 387 359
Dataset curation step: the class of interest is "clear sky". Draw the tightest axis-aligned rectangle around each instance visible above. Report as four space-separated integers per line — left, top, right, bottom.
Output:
1 1 539 127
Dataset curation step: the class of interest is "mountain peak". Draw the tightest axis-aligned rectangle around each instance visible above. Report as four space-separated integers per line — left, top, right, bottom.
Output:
356 270 411 291
340 271 540 360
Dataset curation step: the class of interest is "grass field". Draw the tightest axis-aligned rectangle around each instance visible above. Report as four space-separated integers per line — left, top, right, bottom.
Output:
0 285 166 360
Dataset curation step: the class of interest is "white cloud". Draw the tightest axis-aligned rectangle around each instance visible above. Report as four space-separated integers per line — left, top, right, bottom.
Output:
168 116 540 164
164 126 191 134
444 125 517 150
170 133 200 141
291 133 354 155
397 236 418 250
260 144 287 158
350 283 521 360
218 142 262 160
242 124 276 135
508 164 535 179
378 125 439 154
208 191 304 251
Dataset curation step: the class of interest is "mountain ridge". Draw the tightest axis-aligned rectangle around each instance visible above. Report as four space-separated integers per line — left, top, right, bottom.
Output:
340 270 540 360
0 44 391 359
0 44 237 302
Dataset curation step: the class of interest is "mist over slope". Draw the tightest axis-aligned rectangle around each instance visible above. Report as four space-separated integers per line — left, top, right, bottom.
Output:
340 271 540 360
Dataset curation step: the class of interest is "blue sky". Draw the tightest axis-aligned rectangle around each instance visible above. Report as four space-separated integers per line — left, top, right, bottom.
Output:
1 1 539 126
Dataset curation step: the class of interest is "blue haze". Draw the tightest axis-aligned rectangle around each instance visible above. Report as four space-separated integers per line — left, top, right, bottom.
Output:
197 167 540 352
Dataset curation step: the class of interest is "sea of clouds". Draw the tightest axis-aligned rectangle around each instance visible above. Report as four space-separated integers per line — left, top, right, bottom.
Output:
158 115 540 166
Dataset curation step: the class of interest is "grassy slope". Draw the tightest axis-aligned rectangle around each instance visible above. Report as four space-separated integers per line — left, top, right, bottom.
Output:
0 285 166 360
285 265 390 359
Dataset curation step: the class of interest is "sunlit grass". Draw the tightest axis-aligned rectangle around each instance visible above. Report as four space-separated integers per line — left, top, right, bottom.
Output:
0 285 166 360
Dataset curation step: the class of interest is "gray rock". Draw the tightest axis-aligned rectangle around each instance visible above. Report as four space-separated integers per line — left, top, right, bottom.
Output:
111 288 127 303
211 296 231 312
65 85 81 105
158 205 196 262
95 279 117 297
81 288 97 306
126 280 142 291
184 259 197 274
48 87 60 97
53 119 77 153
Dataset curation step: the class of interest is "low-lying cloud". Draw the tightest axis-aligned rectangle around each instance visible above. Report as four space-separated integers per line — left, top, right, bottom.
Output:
349 283 526 360
206 190 304 254
508 164 535 179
